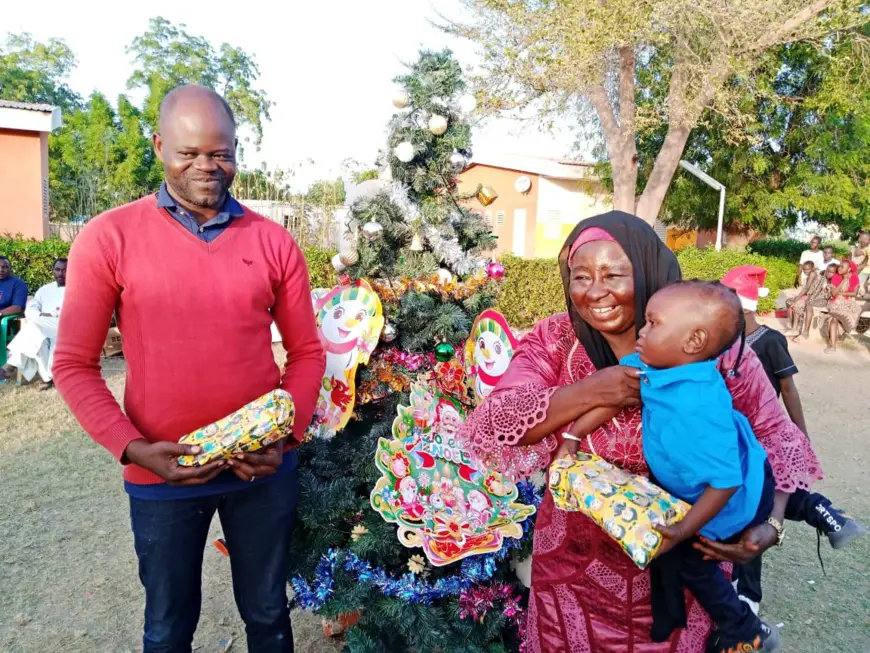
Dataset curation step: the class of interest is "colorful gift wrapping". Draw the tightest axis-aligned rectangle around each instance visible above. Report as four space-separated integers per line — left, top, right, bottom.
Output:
548 452 690 569
177 389 295 467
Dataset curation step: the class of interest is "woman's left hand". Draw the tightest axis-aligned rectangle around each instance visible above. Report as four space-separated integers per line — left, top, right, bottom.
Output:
692 522 778 564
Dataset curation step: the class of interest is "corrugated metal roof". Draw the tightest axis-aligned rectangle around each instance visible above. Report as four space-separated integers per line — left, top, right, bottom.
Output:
0 99 58 112
466 153 598 180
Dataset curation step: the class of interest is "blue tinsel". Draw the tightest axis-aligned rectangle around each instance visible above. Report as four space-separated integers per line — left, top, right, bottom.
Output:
290 481 543 611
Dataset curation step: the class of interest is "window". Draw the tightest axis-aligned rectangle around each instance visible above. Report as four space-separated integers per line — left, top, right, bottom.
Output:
42 178 49 218
496 211 505 227
484 211 492 226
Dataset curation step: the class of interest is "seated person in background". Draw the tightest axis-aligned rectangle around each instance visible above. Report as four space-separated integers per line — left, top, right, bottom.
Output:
822 245 839 269
785 261 828 342
722 265 866 615
821 259 862 353
0 259 67 389
796 236 825 287
852 231 870 296
0 255 28 318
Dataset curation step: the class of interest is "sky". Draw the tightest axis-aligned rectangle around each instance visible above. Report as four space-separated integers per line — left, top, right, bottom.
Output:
5 0 583 191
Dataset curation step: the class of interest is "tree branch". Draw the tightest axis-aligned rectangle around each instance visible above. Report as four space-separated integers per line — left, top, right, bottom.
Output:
752 0 834 53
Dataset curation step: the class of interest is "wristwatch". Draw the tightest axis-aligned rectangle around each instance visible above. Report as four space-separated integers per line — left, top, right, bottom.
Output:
766 517 785 546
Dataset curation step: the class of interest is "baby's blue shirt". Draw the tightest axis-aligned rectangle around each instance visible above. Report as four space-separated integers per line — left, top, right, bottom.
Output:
621 352 768 541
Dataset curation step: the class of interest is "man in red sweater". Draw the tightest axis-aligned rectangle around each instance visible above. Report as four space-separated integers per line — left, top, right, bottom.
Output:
53 85 325 653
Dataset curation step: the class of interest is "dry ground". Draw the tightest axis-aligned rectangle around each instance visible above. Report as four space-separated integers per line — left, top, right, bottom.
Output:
0 332 867 652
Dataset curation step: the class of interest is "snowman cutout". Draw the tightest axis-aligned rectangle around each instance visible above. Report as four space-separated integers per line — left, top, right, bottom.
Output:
464 309 520 404
307 279 384 439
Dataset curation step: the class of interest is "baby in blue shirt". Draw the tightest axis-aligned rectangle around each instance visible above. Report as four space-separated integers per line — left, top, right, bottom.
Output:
559 280 779 653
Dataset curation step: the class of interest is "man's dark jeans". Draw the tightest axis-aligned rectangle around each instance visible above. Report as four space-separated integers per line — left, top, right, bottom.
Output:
129 469 299 653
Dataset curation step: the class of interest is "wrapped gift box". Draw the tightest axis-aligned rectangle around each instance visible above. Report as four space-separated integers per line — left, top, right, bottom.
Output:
548 452 690 568
177 389 295 467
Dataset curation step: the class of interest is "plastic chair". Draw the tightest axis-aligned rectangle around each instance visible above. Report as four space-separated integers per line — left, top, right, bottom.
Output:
1 313 23 368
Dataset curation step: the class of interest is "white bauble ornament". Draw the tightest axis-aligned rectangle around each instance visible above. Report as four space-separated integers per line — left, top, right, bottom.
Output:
331 254 347 273
392 90 410 109
449 152 467 172
362 221 384 240
428 114 448 136
394 142 415 163
381 322 398 343
339 249 359 267
436 268 454 285
458 94 478 114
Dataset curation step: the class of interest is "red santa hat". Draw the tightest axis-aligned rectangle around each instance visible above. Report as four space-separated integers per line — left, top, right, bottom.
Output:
721 265 770 312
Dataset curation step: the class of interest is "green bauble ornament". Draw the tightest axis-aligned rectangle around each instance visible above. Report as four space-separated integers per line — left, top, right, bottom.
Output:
434 342 455 362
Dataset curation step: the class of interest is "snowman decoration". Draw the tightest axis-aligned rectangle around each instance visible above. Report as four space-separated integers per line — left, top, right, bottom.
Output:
464 309 520 405
307 279 384 440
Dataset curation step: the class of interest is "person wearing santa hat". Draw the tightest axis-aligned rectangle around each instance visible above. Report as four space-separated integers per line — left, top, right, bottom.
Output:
721 265 867 615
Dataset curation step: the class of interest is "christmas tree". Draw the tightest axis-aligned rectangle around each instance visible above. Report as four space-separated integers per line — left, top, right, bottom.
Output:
287 50 538 653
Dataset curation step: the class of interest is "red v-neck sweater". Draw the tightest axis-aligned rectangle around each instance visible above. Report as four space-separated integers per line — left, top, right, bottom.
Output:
53 196 326 485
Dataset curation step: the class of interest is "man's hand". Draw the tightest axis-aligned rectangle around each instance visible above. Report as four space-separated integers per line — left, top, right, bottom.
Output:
226 442 284 482
652 523 688 559
123 439 226 485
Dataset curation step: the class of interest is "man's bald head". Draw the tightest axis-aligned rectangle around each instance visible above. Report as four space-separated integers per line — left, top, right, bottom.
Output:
158 85 236 135
153 85 238 213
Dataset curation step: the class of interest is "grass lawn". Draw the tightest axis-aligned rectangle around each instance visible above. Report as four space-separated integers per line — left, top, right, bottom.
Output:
0 343 867 652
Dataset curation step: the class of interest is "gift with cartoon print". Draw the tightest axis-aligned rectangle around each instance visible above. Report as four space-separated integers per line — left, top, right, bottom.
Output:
548 452 690 568
176 389 295 467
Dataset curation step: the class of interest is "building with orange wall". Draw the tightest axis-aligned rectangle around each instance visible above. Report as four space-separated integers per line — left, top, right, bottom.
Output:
458 154 613 258
0 100 63 240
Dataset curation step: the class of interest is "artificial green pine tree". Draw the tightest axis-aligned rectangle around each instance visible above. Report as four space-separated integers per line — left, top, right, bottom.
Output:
287 50 535 653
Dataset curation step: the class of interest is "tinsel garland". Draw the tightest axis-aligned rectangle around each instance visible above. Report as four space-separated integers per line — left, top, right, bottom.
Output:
379 348 436 371
290 482 542 611
458 581 528 651
369 273 494 304
423 223 487 277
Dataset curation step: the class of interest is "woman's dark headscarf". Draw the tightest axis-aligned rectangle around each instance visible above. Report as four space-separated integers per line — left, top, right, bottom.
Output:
558 211 681 370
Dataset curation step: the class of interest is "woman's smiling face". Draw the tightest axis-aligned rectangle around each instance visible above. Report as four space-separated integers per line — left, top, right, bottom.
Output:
568 240 636 336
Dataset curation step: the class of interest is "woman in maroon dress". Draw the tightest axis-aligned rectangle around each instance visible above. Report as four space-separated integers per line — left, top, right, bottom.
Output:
459 212 822 653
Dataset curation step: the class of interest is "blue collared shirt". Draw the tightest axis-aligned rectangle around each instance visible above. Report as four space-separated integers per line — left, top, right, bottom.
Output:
0 275 28 311
156 182 245 242
621 352 767 541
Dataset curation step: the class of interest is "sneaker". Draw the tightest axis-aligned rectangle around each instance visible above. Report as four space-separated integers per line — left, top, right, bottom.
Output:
829 517 868 550
709 622 781 653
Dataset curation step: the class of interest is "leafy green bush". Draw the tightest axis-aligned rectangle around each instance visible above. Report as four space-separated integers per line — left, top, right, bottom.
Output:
0 236 71 293
676 247 794 313
748 238 849 262
494 254 566 328
301 246 336 290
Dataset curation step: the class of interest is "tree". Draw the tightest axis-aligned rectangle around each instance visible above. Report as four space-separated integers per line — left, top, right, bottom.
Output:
0 33 81 112
48 91 152 220
305 177 346 206
287 50 535 653
127 17 271 144
446 0 866 225
641 27 870 237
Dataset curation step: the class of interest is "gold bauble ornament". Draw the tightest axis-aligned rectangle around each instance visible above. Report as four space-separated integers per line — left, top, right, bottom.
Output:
339 249 359 267
428 114 448 136
478 187 498 206
392 90 410 109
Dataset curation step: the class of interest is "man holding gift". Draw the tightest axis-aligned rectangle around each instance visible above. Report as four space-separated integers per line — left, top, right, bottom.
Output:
53 85 325 653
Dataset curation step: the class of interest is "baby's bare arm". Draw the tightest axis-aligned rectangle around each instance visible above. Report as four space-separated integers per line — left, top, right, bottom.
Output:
554 405 622 459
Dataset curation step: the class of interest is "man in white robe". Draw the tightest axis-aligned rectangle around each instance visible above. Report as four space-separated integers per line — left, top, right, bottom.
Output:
2 259 67 388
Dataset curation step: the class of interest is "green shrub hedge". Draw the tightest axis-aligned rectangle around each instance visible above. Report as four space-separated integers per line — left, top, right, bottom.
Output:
675 247 794 314
493 254 566 328
1 236 794 324
748 238 849 262
301 246 337 290
0 236 71 293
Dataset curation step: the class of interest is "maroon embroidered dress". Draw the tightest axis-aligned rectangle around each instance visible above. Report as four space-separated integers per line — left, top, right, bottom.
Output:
460 313 823 653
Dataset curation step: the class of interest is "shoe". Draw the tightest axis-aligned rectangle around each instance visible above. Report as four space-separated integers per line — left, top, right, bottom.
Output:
709 622 781 653
829 517 868 550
